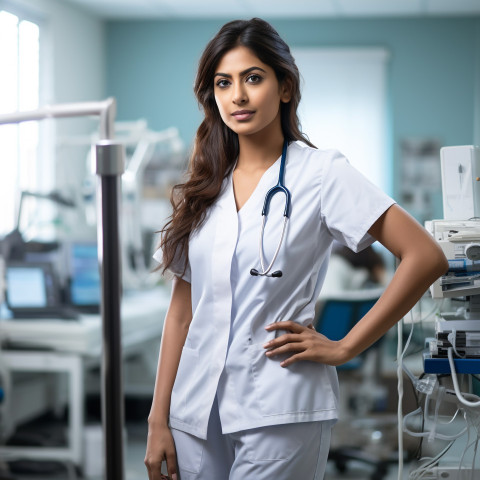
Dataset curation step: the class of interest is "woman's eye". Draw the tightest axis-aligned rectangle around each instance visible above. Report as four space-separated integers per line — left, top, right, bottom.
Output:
247 74 262 84
216 79 230 88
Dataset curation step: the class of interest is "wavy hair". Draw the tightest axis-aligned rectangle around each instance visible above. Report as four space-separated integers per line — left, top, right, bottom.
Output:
159 17 314 275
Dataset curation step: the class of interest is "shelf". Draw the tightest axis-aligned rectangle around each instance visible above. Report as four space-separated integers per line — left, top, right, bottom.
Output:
423 353 480 374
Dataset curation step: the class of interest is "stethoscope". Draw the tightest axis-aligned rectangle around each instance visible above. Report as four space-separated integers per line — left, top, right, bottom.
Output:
250 139 291 278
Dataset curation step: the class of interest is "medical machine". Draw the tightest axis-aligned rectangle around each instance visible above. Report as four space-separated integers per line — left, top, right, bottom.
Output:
441 145 480 220
424 218 480 372
426 219 480 300
398 146 480 480
430 320 480 359
425 218 480 363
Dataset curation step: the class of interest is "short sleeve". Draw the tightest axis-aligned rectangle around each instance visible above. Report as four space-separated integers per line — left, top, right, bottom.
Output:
320 151 396 252
153 246 191 283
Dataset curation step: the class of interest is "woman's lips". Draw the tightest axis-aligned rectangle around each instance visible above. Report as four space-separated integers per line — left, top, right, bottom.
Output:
232 110 255 121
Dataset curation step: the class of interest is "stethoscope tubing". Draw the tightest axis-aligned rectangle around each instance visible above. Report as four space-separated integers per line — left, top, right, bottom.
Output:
251 139 291 278
261 140 291 218
258 215 289 276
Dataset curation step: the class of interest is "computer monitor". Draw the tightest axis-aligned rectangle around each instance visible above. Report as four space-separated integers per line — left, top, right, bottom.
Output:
5 262 62 317
69 242 100 312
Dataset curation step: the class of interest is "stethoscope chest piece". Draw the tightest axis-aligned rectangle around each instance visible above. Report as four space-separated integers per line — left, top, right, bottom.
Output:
250 139 291 278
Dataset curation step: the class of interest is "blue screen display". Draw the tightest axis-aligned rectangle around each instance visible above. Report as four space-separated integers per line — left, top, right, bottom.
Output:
70 243 100 306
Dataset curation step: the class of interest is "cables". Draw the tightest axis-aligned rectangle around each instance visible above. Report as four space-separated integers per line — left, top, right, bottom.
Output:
397 318 405 480
403 406 468 441
397 305 432 480
447 330 466 359
447 347 480 408
405 348 480 478
398 296 480 479
408 441 455 479
396 308 419 479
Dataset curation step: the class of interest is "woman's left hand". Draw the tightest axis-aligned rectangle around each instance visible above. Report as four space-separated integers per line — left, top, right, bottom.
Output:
263 321 349 367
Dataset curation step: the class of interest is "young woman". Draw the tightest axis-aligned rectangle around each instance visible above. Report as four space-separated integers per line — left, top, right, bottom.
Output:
145 18 447 480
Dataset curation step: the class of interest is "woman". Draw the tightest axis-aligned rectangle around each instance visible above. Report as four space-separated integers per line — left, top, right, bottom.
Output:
145 18 447 480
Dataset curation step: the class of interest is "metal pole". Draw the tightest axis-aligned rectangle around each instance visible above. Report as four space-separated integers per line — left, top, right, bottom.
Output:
0 99 125 478
95 140 125 480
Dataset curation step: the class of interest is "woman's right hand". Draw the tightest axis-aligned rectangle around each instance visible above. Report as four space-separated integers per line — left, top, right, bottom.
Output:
144 422 178 480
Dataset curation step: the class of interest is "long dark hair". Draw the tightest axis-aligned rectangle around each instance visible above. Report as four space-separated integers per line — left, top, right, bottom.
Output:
159 17 314 274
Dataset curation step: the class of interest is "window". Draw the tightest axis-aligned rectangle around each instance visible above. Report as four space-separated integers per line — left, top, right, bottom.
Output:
292 48 390 193
0 9 40 235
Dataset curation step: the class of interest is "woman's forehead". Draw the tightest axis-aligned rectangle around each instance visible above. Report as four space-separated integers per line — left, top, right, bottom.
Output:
215 46 270 74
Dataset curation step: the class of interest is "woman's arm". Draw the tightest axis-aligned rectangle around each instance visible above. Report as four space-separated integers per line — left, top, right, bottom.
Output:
263 204 448 366
336 204 447 360
145 276 192 480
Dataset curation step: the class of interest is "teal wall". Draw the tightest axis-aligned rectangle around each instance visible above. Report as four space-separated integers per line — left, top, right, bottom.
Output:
106 17 480 200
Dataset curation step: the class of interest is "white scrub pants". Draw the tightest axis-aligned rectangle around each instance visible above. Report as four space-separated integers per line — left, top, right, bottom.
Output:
170 398 333 480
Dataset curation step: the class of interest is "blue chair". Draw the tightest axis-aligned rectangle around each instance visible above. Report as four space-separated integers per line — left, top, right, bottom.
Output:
316 295 379 370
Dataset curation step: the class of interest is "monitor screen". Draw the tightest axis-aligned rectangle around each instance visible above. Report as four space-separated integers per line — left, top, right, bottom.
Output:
6 266 48 308
70 243 100 307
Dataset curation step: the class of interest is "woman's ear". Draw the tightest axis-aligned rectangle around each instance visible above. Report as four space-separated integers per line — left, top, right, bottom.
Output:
280 79 293 103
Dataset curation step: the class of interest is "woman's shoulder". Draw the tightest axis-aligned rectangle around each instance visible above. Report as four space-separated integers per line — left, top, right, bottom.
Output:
289 141 347 172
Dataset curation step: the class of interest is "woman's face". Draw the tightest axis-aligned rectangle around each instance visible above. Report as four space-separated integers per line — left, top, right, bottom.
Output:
213 46 290 139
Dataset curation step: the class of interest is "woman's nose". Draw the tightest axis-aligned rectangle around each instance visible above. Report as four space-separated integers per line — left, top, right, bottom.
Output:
232 84 247 105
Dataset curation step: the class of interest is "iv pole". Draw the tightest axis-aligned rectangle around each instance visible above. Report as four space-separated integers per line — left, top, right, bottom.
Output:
0 97 126 480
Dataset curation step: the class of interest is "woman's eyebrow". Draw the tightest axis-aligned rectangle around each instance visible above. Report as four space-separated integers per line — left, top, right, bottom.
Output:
214 66 267 78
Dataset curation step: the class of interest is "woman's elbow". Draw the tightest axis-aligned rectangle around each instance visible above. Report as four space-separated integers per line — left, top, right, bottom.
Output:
427 243 449 280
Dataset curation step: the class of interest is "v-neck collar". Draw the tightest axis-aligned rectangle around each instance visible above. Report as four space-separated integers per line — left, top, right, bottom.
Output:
232 154 282 216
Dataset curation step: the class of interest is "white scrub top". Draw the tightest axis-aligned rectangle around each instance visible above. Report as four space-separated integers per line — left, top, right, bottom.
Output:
154 141 395 440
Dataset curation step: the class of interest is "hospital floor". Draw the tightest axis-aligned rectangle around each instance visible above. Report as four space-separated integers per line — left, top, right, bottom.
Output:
3 415 471 480
124 422 407 480
3 418 408 480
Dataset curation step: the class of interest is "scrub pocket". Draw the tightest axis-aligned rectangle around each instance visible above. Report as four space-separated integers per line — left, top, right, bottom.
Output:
241 423 303 462
170 346 199 420
171 427 204 476
248 342 337 417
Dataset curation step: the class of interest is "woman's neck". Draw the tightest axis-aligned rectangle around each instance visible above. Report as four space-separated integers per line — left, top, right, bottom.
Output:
236 132 285 173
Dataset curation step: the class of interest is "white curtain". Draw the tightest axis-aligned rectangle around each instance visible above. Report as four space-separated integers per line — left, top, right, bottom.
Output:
292 47 390 192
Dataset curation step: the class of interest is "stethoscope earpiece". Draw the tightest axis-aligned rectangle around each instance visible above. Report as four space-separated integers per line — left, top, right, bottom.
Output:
250 139 290 279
